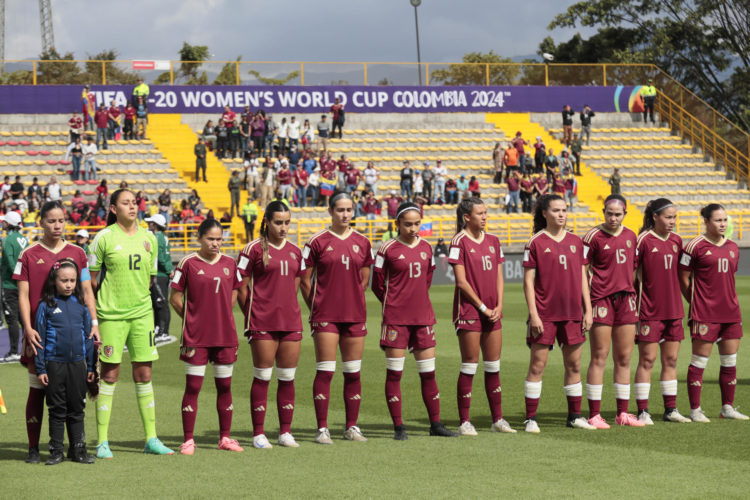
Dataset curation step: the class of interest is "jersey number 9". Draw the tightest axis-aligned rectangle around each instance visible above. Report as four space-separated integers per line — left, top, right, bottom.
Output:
559 254 567 270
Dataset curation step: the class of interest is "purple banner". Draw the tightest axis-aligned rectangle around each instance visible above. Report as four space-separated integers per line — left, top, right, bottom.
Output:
0 85 640 114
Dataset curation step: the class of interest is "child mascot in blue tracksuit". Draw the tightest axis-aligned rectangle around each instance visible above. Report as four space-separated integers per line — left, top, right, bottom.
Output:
34 259 96 465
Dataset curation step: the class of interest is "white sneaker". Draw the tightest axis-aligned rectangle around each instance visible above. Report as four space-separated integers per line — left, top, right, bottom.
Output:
490 418 517 434
252 434 273 449
638 411 655 426
524 419 540 434
277 432 300 447
663 409 692 423
567 417 596 430
720 405 749 420
343 425 367 442
690 407 711 423
315 427 333 445
458 421 478 436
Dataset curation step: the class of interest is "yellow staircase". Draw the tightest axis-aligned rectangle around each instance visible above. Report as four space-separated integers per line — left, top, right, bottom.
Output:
485 113 642 230
148 114 245 235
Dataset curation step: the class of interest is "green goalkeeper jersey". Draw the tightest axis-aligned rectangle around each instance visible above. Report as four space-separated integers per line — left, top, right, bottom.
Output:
90 223 157 320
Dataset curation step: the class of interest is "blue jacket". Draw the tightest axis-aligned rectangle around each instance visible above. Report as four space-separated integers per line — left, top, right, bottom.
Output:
34 295 94 375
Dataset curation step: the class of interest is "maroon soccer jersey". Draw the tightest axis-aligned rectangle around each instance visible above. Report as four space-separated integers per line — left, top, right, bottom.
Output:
237 238 305 332
448 231 505 322
171 253 242 348
635 230 684 320
13 241 90 320
583 225 637 301
680 235 741 323
303 229 373 323
372 237 436 326
523 230 586 321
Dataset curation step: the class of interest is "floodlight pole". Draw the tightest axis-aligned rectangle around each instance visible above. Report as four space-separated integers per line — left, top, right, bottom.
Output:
411 0 422 86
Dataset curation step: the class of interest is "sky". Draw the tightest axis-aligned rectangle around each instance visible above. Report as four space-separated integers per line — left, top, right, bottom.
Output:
4 0 596 63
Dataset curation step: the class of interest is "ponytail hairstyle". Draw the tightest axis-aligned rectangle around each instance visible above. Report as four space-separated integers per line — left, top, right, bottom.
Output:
106 188 134 226
639 198 674 234
532 194 564 233
197 218 223 238
455 197 484 233
40 258 84 307
700 203 725 221
259 200 291 267
39 200 64 221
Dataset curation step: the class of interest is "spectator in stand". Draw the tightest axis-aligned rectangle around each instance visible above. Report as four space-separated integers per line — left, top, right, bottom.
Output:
641 78 657 124
277 117 288 157
239 114 250 158
25 192 40 222
336 154 350 188
27 177 42 200
294 165 309 207
194 137 207 183
187 189 202 213
158 189 172 226
0 176 12 198
562 104 575 147
241 106 252 122
363 191 379 221
178 199 195 223
47 176 61 202
400 161 414 200
301 119 315 149
216 119 228 159
119 181 129 189
456 174 470 200
221 106 236 125
492 142 503 182
71 190 85 212
559 150 573 176
468 176 480 198
533 136 546 174
413 169 424 200
250 113 265 155
433 159 447 203
422 162 435 203
534 173 549 201
81 84 94 131
506 170 520 214
571 133 583 176
330 97 345 138
263 114 276 157
66 137 83 181
520 172 534 213
108 101 121 140
271 189 290 208
317 114 330 152
445 177 458 204
382 190 403 219
241 196 258 241
82 136 97 181
564 171 577 212
136 190 147 221
132 78 150 107
202 120 217 150
228 119 241 159
434 238 448 257
260 159 275 208
545 148 559 184
243 151 260 195
287 116 301 151
512 131 528 174
123 102 136 140
94 104 109 151
94 191 108 220
363 161 379 196
553 173 566 197
503 142 519 179
288 146 302 173
277 160 293 202
68 110 84 143
302 150 317 174
319 168 336 207
135 97 148 139
228 170 242 218
308 167 321 207
580 105 595 146
381 222 397 241
345 164 362 194
608 168 621 195
75 229 90 255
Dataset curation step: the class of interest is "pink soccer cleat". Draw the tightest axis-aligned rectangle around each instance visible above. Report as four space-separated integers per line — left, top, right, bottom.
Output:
587 414 611 429
615 412 646 427
218 437 245 452
180 439 195 455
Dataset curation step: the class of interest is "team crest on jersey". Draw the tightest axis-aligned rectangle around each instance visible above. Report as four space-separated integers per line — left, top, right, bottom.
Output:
672 244 678 253
730 251 736 259
626 240 632 248
181 346 196 358
489 246 495 254
143 240 151 252
420 251 427 260
223 267 230 276
597 306 608 318
103 345 113 358
388 329 398 341
698 324 709 336
570 245 577 254
290 252 297 260
640 324 650 336
353 244 360 253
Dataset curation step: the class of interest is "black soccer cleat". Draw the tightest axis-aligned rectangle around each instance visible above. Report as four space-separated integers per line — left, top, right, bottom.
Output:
393 425 408 441
45 451 65 466
71 444 96 464
429 421 458 437
25 446 41 464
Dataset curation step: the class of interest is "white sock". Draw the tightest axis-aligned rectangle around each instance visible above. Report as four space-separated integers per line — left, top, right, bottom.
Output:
634 383 650 401
586 384 603 401
660 379 678 396
614 383 630 400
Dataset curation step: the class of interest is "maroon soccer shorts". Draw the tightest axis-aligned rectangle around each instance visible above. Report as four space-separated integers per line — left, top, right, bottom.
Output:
180 346 238 365
380 324 436 351
20 338 35 367
636 319 684 343
527 320 586 348
310 321 368 337
689 321 743 343
592 292 638 326
247 330 303 342
455 316 502 333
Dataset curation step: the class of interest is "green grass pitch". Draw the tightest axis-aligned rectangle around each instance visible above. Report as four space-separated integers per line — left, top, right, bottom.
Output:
1 280 749 499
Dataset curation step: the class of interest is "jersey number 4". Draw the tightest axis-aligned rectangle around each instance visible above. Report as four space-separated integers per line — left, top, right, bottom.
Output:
128 254 141 270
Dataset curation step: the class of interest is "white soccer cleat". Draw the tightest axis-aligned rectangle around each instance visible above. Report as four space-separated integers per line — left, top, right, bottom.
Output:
458 421 478 436
315 428 333 445
252 434 273 449
720 405 749 421
277 432 300 447
637 411 654 426
490 418 517 434
663 409 692 423
567 417 596 430
343 425 367 442
689 408 711 423
524 419 540 434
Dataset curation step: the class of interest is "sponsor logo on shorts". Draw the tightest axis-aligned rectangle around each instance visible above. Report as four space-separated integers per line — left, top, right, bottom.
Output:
420 251 428 260
180 346 196 358
388 329 398 342
640 325 650 336
361 324 366 330
626 240 632 248
597 306 608 318
353 244 360 253
672 244 678 253
143 240 151 252
103 345 113 358
698 324 709 336
570 245 577 254
729 379 737 386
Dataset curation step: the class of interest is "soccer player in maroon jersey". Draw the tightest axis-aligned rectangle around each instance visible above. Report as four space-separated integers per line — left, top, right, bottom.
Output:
522 194 594 433
237 201 306 448
15 201 98 464
633 198 691 424
679 204 748 421
300 193 373 444
170 219 244 455
447 197 514 436
372 202 457 440
583 195 644 428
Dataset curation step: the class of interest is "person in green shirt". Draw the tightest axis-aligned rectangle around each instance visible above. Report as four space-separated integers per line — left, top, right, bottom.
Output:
90 189 173 458
74 229 90 256
131 79 150 107
381 222 397 241
194 137 207 183
609 168 622 195
146 214 173 343
641 78 657 124
570 134 583 176
241 196 259 241
1 211 27 360
228 171 242 218
271 189 290 208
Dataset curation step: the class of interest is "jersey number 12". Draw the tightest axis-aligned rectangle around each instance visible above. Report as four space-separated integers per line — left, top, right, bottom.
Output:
129 254 141 270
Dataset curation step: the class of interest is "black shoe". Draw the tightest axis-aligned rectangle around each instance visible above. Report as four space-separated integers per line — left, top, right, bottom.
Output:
393 425 408 441
25 446 40 464
429 422 458 437
71 444 96 464
45 451 64 466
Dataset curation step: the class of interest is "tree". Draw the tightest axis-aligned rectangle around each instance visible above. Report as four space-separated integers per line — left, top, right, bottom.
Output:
214 57 240 85
247 69 300 85
177 42 210 84
36 48 85 84
430 51 520 85
0 69 33 84
546 0 750 133
84 50 140 85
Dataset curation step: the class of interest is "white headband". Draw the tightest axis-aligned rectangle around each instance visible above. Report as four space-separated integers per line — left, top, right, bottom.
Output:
396 206 420 219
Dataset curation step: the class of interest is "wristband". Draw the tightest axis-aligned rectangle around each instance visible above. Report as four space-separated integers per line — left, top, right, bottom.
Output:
92 320 99 326
479 304 487 313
